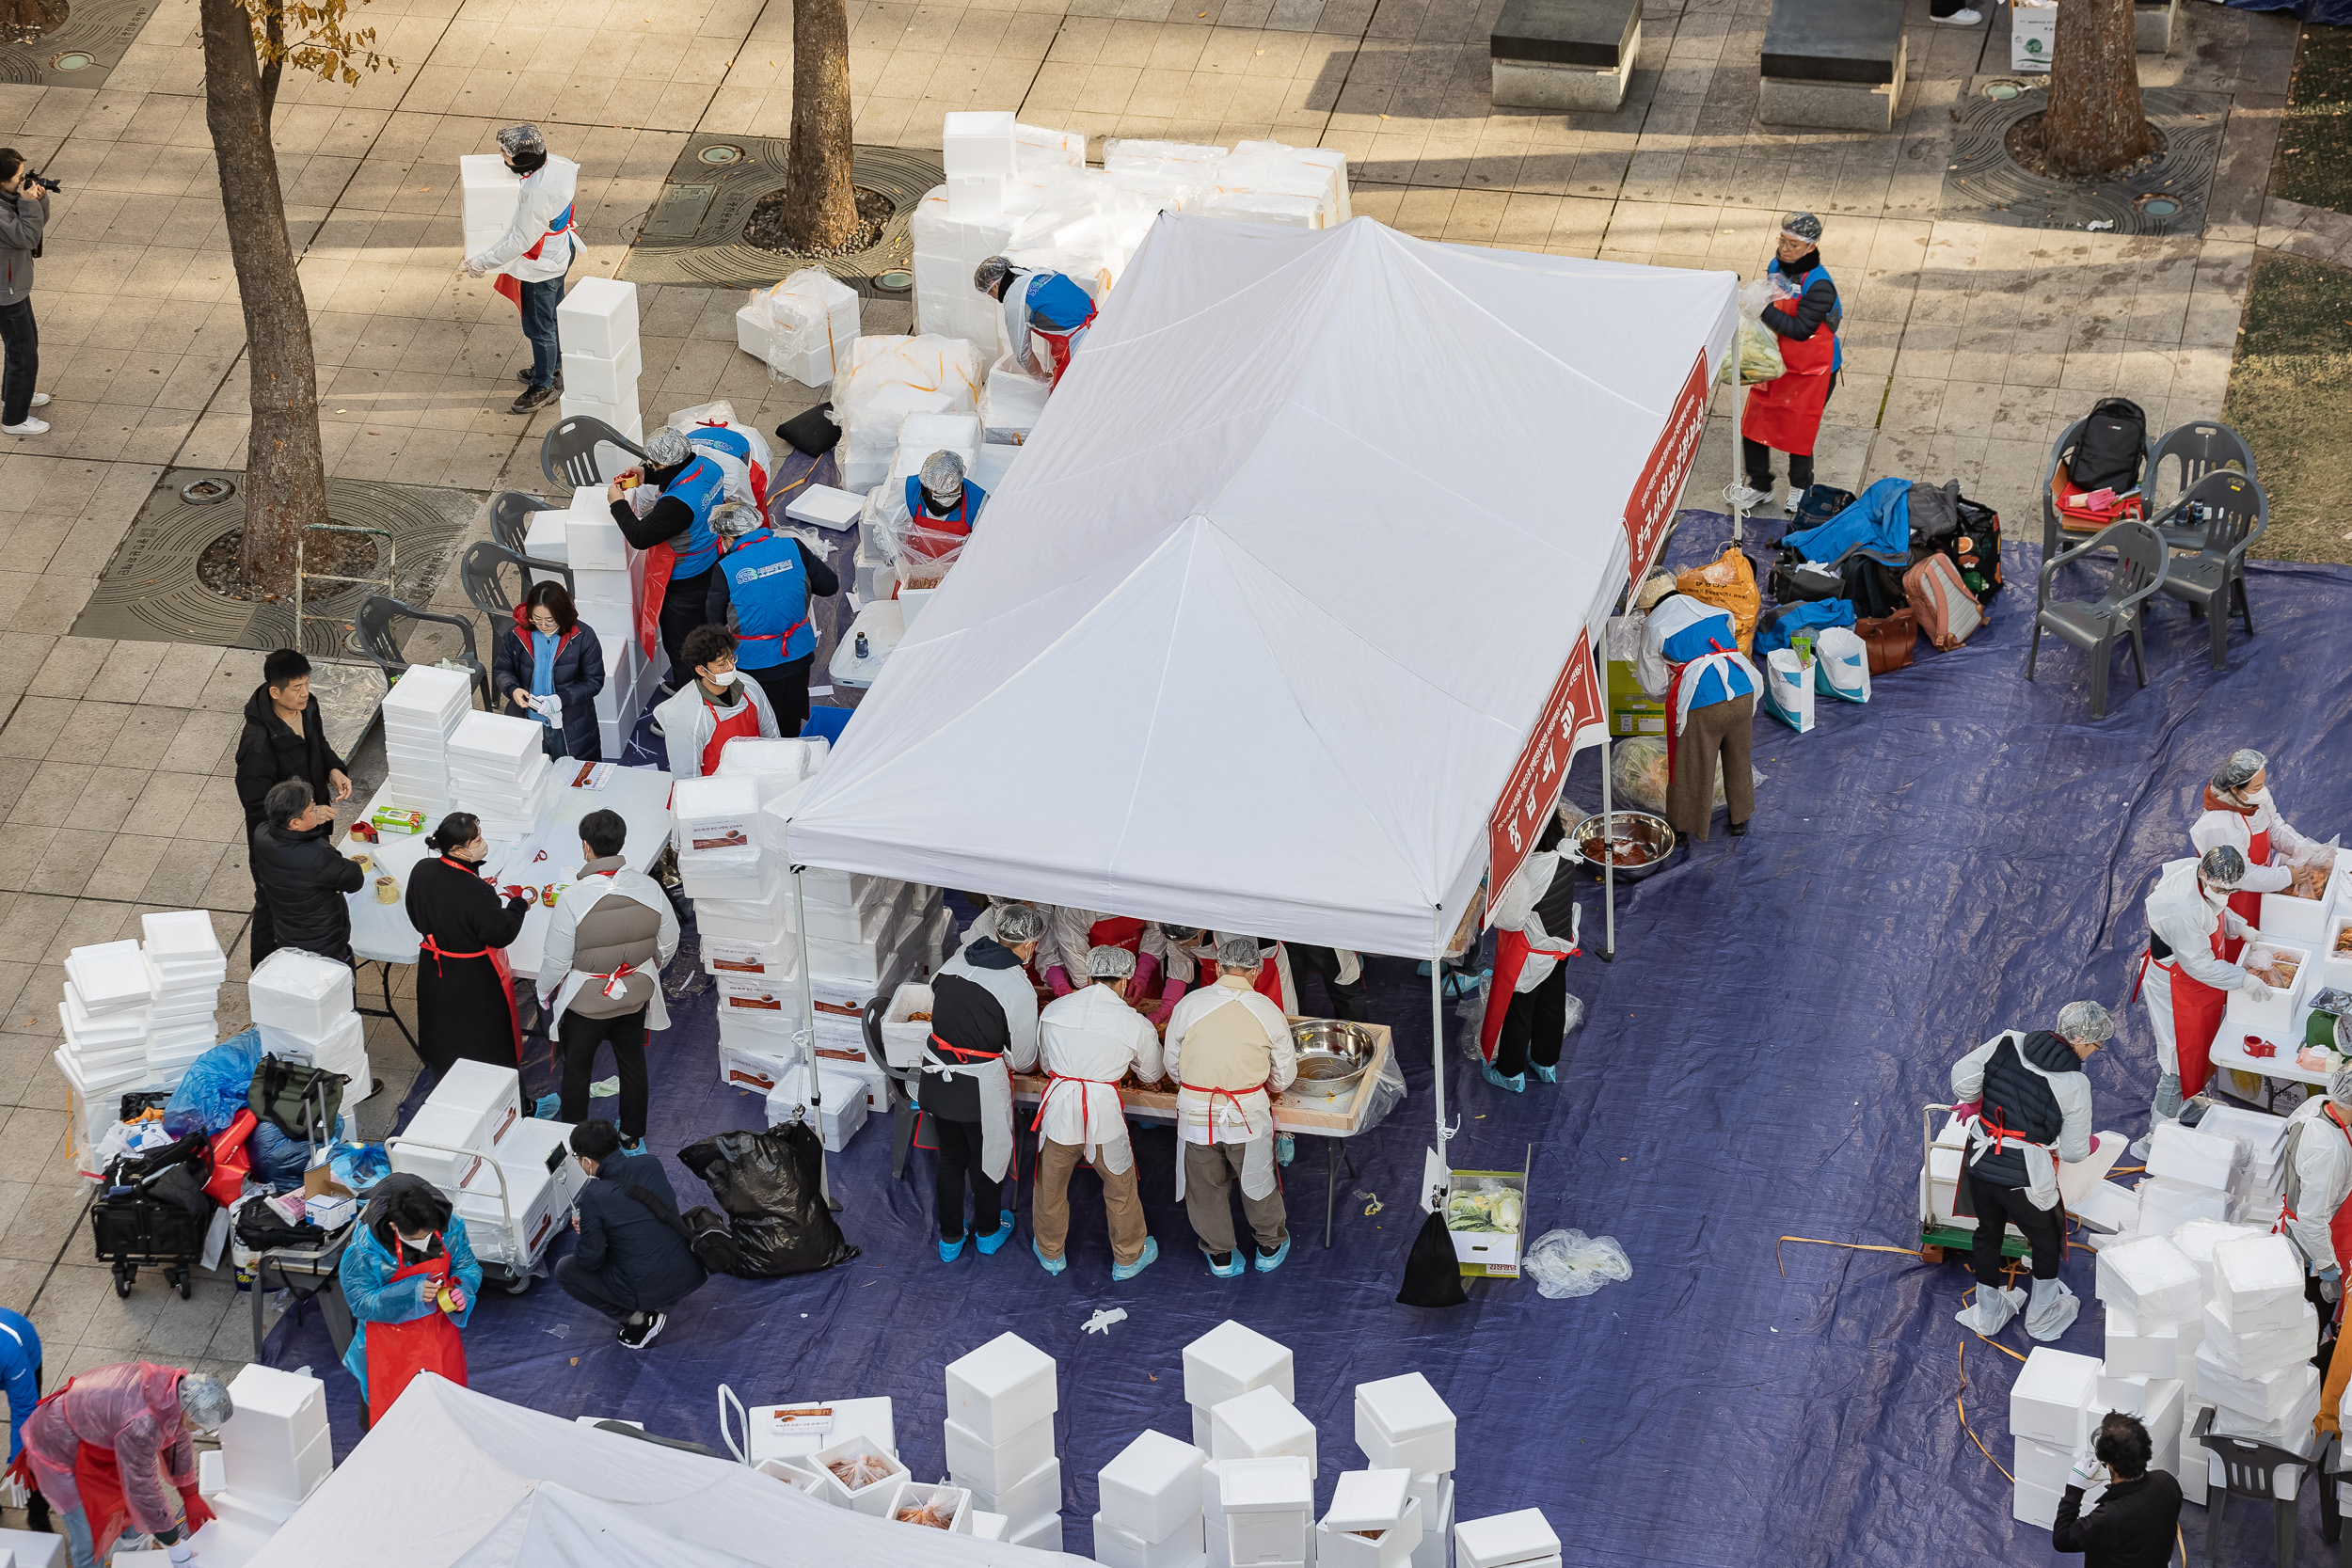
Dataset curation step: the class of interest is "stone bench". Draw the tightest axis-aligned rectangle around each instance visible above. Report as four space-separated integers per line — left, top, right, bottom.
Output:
1490 0 1642 113
1756 0 1905 134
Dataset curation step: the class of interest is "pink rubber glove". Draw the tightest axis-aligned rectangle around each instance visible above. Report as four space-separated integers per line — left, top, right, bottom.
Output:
1152 978 1183 1026
1132 952 1161 999
1046 966 1074 996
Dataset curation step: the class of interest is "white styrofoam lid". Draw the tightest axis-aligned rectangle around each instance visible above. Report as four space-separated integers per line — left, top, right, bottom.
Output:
716 737 829 781
2213 1231 2303 1296
67 941 152 1006
1101 1429 1202 1493
1185 1319 1291 1383
1325 1468 1412 1531
431 1058 521 1110
249 946 358 1006
140 910 223 958
2099 1235 2200 1292
1217 1454 1312 1510
675 773 762 818
1356 1372 1453 1438
944 110 1016 138
2012 1346 2103 1403
381 665 472 714
945 1331 1055 1399
1454 1508 1561 1560
449 710 546 761
225 1362 325 1420
1214 1385 1311 1443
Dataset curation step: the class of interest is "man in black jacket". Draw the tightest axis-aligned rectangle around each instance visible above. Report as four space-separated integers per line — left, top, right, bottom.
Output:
555 1119 706 1348
249 780 364 967
235 650 352 964
2053 1412 2183 1567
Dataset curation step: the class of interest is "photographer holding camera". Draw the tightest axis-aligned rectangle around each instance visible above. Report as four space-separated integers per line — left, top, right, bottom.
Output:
0 149 54 436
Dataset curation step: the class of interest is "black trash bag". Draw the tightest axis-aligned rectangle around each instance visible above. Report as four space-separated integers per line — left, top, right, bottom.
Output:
676 1124 858 1277
1396 1209 1469 1309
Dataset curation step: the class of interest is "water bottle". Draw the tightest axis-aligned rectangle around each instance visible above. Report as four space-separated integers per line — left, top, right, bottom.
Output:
854 631 868 659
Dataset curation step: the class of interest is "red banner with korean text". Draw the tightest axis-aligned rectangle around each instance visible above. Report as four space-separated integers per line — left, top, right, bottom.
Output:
1621 350 1712 582
1486 626 1606 912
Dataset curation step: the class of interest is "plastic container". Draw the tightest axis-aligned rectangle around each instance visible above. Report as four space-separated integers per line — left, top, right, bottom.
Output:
1097 1430 1205 1543
944 1332 1057 1444
1210 1386 1315 1465
1184 1319 1295 1409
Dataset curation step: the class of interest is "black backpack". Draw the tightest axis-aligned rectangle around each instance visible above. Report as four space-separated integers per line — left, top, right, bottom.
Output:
2069 398 2148 493
682 1207 745 1274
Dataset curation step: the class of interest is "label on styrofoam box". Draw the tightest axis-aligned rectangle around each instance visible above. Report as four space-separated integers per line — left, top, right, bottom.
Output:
717 974 798 1019
706 935 798 979
718 1038 803 1094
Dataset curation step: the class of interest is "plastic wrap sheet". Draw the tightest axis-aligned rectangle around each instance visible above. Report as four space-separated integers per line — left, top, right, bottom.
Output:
760 270 861 388
267 523 2352 1565
832 336 983 491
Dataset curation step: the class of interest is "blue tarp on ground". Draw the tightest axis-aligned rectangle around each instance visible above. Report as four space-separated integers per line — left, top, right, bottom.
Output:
268 514 2352 1567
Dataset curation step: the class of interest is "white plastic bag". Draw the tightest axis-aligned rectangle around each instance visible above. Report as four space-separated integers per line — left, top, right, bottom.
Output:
1763 648 1815 734
763 269 860 388
1728 277 1787 386
833 335 984 490
1813 626 1870 704
980 354 1050 443
1523 1229 1633 1300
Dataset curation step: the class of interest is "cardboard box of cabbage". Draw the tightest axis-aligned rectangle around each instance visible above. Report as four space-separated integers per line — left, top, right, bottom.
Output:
1447 1154 1531 1277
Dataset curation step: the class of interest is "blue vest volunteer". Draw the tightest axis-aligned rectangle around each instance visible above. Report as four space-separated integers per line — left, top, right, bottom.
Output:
660 456 725 579
716 528 817 670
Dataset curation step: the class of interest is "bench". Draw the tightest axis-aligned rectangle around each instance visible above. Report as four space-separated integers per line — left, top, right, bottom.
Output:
1756 0 1905 134
1490 0 1642 113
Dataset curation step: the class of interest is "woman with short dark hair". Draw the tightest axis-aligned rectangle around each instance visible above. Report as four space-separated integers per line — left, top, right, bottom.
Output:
492 578 608 760
403 812 532 1081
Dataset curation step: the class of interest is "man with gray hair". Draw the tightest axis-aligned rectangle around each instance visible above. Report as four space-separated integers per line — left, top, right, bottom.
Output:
1031 944 1166 1281
248 777 364 967
1949 1002 2114 1341
462 123 580 414
2138 845 2274 1151
1165 934 1299 1276
924 902 1044 1261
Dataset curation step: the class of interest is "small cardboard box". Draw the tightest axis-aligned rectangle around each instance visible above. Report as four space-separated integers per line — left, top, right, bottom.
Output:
1446 1157 1529 1277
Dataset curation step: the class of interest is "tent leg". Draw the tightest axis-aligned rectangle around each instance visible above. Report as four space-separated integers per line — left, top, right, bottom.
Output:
1728 396 1744 546
791 863 831 1205
1429 926 1447 1167
1599 735 1616 962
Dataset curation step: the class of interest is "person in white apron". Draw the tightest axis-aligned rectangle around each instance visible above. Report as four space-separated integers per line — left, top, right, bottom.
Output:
1031 945 1165 1281
1631 568 1759 841
2135 847 2273 1157
2191 748 2321 961
2279 1063 2352 1307
923 904 1043 1262
1476 814 1580 1094
1165 935 1299 1277
537 810 678 1148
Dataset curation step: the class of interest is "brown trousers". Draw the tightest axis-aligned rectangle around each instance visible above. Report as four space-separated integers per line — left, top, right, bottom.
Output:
1665 691 1756 842
1033 1137 1150 1265
1183 1140 1288 1258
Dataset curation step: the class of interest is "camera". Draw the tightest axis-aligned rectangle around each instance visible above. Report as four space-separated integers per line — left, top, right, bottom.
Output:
22 172 57 192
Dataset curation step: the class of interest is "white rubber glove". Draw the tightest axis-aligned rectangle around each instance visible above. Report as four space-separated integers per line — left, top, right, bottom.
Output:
2068 1451 2107 1490
2242 978 2274 1004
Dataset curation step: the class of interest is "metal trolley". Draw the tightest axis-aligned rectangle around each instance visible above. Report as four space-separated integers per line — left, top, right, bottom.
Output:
380 1135 561 1293
1916 1101 2031 1266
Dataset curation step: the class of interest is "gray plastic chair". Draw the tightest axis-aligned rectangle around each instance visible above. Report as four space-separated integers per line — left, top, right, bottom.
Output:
2026 519 2167 720
2148 420 2256 551
2194 1407 2317 1568
2040 415 2159 562
355 594 491 707
2150 469 2267 671
539 415 648 489
459 540 576 621
864 995 923 1183
487 490 557 555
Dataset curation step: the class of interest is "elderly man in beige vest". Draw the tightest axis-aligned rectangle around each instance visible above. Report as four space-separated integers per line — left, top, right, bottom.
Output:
1165 933 1298 1277
540 808 678 1150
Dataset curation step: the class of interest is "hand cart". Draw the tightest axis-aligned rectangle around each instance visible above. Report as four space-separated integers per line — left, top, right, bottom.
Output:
90 1131 215 1299
381 1134 564 1293
1916 1101 2030 1266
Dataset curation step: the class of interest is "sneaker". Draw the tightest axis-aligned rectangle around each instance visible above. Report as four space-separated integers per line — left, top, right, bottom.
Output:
28 392 47 406
1723 482 1772 512
1032 1239 1066 1275
620 1136 644 1154
617 1311 665 1349
1481 1062 1525 1093
2 417 47 435
516 370 564 390
974 1209 1016 1255
1931 6 1982 21
938 1234 968 1262
1112 1236 1159 1282
510 383 558 414
1204 1248 1245 1278
1530 1063 1558 1085
1253 1237 1291 1274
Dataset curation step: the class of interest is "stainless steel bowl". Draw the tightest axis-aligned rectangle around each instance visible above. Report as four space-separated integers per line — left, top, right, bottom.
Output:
1568 809 1679 881
1291 1018 1372 1060
1288 1019 1373 1101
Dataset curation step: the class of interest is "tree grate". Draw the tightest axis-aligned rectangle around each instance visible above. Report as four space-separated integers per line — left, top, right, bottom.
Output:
0 0 162 90
1940 84 2228 235
616 140 944 292
72 469 477 658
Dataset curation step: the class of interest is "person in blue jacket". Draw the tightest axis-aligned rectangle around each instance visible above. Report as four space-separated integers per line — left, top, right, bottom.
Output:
339 1175 482 1431
976 255 1097 388
611 427 726 688
705 502 839 738
0 1307 46 1529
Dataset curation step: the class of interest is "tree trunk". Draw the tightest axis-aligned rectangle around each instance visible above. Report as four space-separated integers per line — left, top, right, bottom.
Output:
783 0 858 251
259 1 284 119
200 0 326 600
2042 0 2154 178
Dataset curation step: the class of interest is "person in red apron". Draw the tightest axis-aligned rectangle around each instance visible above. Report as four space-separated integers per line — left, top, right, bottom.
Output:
459 124 580 416
8 1364 226 1568
653 625 783 780
1477 817 1581 1093
1632 570 1759 841
1031 944 1166 1280
922 906 1043 1261
1165 936 1299 1277
977 256 1098 389
705 502 840 739
337 1176 481 1432
1725 212 1840 515
405 813 531 1084
901 451 990 565
2191 747 2323 962
609 427 728 681
1045 910 1166 1000
2135 847 2277 1156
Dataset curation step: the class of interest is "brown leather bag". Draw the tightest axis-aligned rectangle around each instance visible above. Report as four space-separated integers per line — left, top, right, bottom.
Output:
1852 609 1918 675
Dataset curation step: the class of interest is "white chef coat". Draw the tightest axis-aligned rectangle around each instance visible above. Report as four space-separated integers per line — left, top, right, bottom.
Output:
1046 908 1167 982
2191 786 2314 896
654 679 782 782
2282 1093 2352 1275
1164 978 1296 1146
1490 850 1578 993
1035 984 1163 1173
2146 858 2259 992
468 155 580 284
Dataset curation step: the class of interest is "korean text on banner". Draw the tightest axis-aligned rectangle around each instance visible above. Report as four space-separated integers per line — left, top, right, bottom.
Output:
1487 627 1606 908
1622 351 1711 580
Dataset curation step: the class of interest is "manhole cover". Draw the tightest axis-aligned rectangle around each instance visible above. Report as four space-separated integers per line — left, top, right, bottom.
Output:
51 49 88 69
72 470 476 657
617 139 942 289
0 0 157 88
1982 79 2027 101
1941 86 2226 234
874 269 913 293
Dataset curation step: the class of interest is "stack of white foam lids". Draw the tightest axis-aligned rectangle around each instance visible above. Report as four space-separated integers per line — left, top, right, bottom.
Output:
380 665 473 813
447 711 555 839
58 939 154 1096
141 911 227 1072
1230 140 1351 224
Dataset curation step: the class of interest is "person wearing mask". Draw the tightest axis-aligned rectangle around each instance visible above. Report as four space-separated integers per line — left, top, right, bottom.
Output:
494 580 607 761
2191 747 2323 961
1165 934 1299 1277
1632 567 1758 842
556 1118 707 1349
653 625 782 780
1031 944 1165 1282
235 648 354 965
612 427 728 685
249 779 365 967
975 256 1097 388
0 1307 45 1532
705 501 839 737
2137 846 2274 1153
1477 816 1581 1093
538 809 677 1148
1724 213 1841 515
1045 908 1167 1003
681 411 773 512
2052 1412 2183 1568
0 149 54 436
1949 1002 2113 1340
900 451 987 563
338 1175 481 1430
405 812 532 1082
924 902 1044 1262
10 1364 230 1568
461 123 579 415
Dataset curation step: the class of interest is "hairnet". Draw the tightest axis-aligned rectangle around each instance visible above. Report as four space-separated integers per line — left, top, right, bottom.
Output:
2198 845 2248 889
644 428 692 467
1086 944 1137 980
1633 568 1677 613
994 904 1045 946
2212 748 2267 796
496 123 546 156
2055 1001 2115 1044
2330 1064 2352 1112
973 256 1014 294
709 500 761 539
920 451 966 495
179 1372 234 1431
1216 934 1263 969
1781 210 1822 243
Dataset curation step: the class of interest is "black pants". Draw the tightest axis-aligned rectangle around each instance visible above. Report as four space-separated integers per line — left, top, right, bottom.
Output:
23 1359 46 1531
1491 961 1569 1079
1288 944 1364 1021
0 298 37 427
558 1006 648 1140
658 571 711 688
554 1254 644 1323
1964 1166 2066 1286
1742 373 1838 493
745 654 814 736
248 854 278 967
932 1116 1003 1243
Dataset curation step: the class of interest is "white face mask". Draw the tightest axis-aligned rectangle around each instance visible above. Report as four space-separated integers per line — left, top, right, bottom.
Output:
704 668 740 687
2201 882 2234 912
397 1231 432 1254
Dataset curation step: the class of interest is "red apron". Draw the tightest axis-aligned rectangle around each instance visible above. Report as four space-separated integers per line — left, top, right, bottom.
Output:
1740 294 1835 455
914 1035 1018 1179
1661 638 1735 793
422 858 523 1062
2223 824 2269 962
491 201 574 311
1249 946 1287 1012
1031 1071 1120 1154
700 693 766 777
2276 1103 2352 1326
1035 307 1097 389
5 1379 214 1560
637 538 679 661
366 1243 467 1425
2134 921 2232 1100
904 495 981 563
1477 928 1577 1061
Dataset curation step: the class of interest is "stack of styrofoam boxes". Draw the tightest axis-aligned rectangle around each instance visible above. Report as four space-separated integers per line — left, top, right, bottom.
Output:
2198 1104 2291 1225
390 1060 548 1262
560 485 654 755
911 184 1021 353
1198 140 1351 230
1184 1320 1294 1457
556 277 643 447
1093 1431 1204 1568
380 664 471 816
208 1363 331 1539
945 1332 1063 1555
736 271 862 388
943 111 1018 225
1357 1373 1455 1568
2095 1232 2212 1504
834 336 987 492
447 710 556 841
1321 1470 1425 1568
56 939 153 1147
2135 1119 2251 1234
1209 1457 1313 1568
676 771 803 1094
1210 1388 1316 1494
1454 1511 1560 1568
460 153 525 265
248 946 370 1114
2010 1348 2102 1528
2198 1232 2323 1472
140 911 226 1079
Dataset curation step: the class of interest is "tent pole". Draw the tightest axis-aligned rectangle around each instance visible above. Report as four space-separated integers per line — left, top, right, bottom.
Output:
1599 734 1616 962
792 863 829 1200
1429 914 1446 1163
1727 394 1744 546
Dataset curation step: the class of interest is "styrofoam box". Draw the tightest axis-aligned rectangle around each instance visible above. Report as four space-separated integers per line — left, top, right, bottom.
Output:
561 339 643 404
2012 1474 2076 1530
742 1396 896 1465
1193 1404 1214 1453
1099 1430 1206 1543
2192 1344 2317 1419
894 1481 975 1535
2239 939 2314 1037
1220 1455 1312 1566
879 982 935 1069
557 277 640 360
222 1423 330 1504
221 1365 327 1458
453 1148 564 1266
2212 1232 2308 1331
812 1433 910 1517
2326 915 2352 993
558 391 644 444
1093 1511 1202 1568
2094 1235 2204 1326
1328 1469 1414 1533
247 948 356 1039
1321 1494 1425 1568
1212 1386 1315 1465
2198 1103 2291 1167
943 1410 1054 1495
2010 1347 2101 1449
2148 1119 2249 1193
429 1058 523 1151
2138 1177 2235 1231
259 1008 361 1069
946 174 1006 222
460 152 524 229
786 484 866 531
1009 1514 1063 1554
816 1076 869 1152
501 1115 587 1210
945 1332 1057 1444
942 110 1018 178
1185 1319 1295 1409
1356 1373 1454 1474
566 500 628 571
972 1510 1009 1543
1453 1509 1560 1568
2211 1370 2325 1453
675 773 762 852
717 1028 805 1091
961 1452 1060 1528
681 847 774 903
2104 1300 2185 1379
2261 872 2338 944
142 908 223 960
390 1101 492 1192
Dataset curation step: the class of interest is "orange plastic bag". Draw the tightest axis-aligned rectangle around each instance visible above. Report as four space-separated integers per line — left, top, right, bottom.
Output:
1676 546 1761 653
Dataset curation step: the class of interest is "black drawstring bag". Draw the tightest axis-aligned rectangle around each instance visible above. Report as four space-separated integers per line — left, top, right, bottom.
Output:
1396 1208 1469 1308
776 405 840 456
